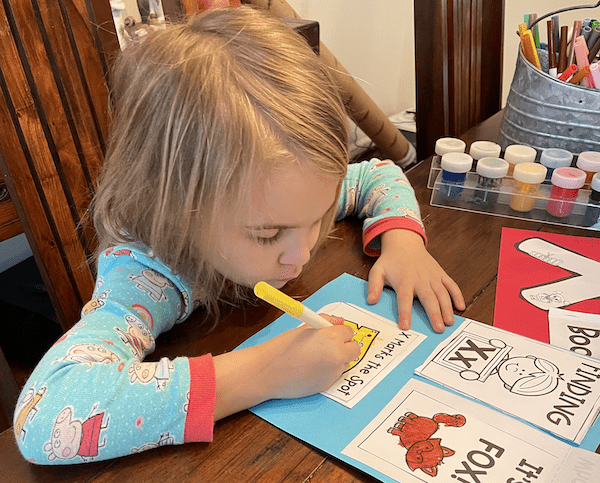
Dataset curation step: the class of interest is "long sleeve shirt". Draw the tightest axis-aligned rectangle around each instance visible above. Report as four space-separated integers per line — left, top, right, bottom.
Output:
14 158 424 464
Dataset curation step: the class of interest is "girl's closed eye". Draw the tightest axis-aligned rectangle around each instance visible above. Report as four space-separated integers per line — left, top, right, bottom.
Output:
251 229 282 245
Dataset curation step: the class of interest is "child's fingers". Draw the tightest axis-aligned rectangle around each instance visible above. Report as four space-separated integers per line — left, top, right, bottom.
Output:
431 283 455 327
415 287 447 333
344 336 362 361
395 284 415 331
318 313 345 326
444 276 466 311
366 268 385 304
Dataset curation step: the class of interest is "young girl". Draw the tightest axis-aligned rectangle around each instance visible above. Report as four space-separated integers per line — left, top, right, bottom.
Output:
14 6 464 464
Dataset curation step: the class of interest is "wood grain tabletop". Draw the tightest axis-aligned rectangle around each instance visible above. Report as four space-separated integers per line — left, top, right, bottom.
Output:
2 111 598 482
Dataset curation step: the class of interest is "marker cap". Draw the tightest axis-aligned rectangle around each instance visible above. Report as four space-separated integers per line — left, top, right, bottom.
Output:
513 162 547 184
504 145 537 165
576 151 600 172
441 152 473 173
469 141 502 160
550 167 586 189
476 157 509 179
591 172 600 192
435 137 466 156
540 148 573 169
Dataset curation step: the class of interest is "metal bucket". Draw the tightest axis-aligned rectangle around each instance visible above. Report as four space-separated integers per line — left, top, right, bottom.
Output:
498 48 600 155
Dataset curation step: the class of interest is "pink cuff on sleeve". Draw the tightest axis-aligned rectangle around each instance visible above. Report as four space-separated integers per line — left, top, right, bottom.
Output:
184 354 216 442
363 217 427 257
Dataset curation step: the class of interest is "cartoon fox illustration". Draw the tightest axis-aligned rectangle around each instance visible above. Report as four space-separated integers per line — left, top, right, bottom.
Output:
388 412 466 477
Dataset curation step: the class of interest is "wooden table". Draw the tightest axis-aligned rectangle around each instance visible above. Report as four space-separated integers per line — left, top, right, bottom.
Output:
2 111 598 481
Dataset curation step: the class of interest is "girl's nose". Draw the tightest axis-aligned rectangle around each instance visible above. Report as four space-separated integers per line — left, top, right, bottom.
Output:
279 231 312 267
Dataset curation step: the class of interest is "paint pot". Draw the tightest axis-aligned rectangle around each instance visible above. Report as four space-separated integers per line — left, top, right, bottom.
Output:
469 141 502 169
504 144 537 176
435 137 466 157
575 151 600 189
546 167 586 217
439 152 473 200
539 148 573 181
510 162 547 212
583 172 600 227
473 157 509 207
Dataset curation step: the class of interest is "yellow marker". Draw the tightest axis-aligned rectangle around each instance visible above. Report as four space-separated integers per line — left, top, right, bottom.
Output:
254 281 332 329
520 29 541 69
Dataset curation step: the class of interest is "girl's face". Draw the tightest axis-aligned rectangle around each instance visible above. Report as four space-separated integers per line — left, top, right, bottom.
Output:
209 160 339 289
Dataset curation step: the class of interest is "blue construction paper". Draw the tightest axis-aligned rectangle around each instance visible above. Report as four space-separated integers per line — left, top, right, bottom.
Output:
236 273 600 482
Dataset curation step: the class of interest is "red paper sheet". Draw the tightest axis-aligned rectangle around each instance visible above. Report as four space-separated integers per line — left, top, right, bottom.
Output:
494 227 600 342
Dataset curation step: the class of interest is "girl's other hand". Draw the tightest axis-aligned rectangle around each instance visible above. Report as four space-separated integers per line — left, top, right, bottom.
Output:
366 229 465 333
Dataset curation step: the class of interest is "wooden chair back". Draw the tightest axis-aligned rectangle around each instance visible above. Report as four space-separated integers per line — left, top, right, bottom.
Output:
0 0 118 332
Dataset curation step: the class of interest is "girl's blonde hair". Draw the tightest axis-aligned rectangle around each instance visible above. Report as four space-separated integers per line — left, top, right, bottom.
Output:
92 6 349 323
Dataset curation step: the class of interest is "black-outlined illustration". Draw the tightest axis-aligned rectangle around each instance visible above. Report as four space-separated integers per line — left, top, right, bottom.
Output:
128 268 173 303
14 386 47 443
44 404 109 462
130 431 175 454
516 238 600 310
388 412 466 477
53 343 121 366
341 318 379 373
115 314 156 360
416 320 600 444
433 331 563 396
317 302 426 408
128 357 175 391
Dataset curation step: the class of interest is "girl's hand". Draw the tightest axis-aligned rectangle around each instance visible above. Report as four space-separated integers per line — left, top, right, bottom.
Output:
259 320 360 399
367 229 465 333
213 318 359 420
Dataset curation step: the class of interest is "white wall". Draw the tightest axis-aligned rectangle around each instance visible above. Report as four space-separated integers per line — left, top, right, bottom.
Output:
287 0 415 117
288 0 597 112
0 233 32 273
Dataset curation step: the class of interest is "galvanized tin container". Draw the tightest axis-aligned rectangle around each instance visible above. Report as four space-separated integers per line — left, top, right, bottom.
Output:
498 49 600 155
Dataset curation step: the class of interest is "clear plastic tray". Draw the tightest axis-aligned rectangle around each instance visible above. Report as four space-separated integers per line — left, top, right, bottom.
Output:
428 164 600 231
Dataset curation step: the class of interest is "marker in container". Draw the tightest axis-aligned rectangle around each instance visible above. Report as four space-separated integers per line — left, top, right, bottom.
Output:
575 151 600 188
590 62 600 88
558 63 577 81
546 167 586 217
504 144 537 176
588 26 600 51
588 26 600 50
574 36 595 87
569 65 591 84
510 162 547 212
540 148 573 181
547 20 557 77
439 152 473 200
583 172 600 227
473 157 509 207
468 140 501 169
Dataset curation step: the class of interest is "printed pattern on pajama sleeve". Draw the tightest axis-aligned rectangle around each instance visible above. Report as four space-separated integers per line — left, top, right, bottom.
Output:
337 159 426 255
12 245 211 465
